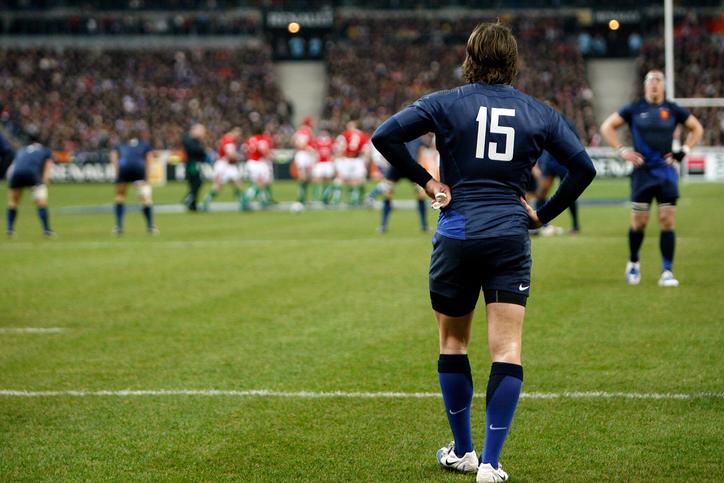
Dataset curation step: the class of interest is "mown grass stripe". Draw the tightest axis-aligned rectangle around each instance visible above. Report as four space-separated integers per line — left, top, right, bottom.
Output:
0 389 721 400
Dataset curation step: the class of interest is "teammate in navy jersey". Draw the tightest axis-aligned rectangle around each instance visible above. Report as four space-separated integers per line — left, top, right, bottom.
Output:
111 134 157 235
534 101 582 235
6 136 55 238
600 70 703 287
372 23 595 483
375 136 431 233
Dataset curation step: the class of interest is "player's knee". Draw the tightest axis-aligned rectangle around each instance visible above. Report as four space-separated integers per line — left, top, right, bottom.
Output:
31 184 48 204
138 184 152 204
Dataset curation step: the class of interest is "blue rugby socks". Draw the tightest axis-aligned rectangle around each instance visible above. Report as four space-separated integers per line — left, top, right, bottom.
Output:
417 199 428 231
438 354 474 457
142 205 153 230
481 362 523 469
628 228 644 263
114 203 125 231
660 230 675 271
37 207 50 232
7 207 17 233
381 199 392 230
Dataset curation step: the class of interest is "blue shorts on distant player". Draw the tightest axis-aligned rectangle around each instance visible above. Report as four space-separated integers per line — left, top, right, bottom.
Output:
630 167 678 205
9 170 40 189
116 165 146 184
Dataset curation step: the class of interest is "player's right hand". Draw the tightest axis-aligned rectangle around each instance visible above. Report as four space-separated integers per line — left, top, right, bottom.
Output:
619 148 644 167
423 178 451 209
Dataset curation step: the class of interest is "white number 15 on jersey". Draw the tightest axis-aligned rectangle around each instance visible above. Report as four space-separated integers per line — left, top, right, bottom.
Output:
475 107 516 161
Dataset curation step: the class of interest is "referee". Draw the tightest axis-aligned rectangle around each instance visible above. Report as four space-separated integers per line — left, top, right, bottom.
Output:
182 124 208 212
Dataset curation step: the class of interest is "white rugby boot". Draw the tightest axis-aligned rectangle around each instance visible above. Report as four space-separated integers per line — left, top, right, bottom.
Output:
476 462 509 482
658 270 679 287
625 261 641 285
436 441 478 473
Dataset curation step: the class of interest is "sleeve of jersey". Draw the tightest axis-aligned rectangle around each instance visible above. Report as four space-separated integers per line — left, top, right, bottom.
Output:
673 104 690 124
536 113 597 225
371 105 434 188
617 103 633 123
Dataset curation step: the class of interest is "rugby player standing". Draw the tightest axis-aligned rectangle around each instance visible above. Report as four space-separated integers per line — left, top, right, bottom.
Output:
600 69 703 287
6 135 54 238
111 132 157 235
372 22 596 482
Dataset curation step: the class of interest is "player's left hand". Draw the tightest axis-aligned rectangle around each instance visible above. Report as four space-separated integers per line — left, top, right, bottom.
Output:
665 145 689 165
423 178 451 209
520 196 542 228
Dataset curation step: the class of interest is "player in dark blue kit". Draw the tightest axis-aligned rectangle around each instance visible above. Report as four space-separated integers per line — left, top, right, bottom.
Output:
374 136 431 233
601 70 703 287
111 134 158 235
372 23 595 482
6 136 55 238
535 100 581 234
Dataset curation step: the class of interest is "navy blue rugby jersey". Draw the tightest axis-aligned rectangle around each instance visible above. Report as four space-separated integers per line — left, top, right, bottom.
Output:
115 139 151 170
374 83 588 240
618 99 689 171
13 143 52 176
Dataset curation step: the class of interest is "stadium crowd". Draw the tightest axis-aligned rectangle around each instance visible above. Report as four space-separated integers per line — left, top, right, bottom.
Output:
637 11 723 146
325 15 598 145
0 47 294 152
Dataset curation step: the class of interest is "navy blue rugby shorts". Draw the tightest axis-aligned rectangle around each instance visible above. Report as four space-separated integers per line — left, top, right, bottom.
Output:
9 170 40 189
631 168 678 206
116 165 146 184
429 234 531 316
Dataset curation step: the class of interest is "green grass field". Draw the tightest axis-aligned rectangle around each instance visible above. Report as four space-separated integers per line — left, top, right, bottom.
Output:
1 179 722 481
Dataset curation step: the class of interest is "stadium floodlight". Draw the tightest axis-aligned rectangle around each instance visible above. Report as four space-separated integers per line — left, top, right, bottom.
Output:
665 0 724 108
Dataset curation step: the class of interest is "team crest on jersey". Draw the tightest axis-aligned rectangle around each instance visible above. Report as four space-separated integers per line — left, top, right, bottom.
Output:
659 108 670 120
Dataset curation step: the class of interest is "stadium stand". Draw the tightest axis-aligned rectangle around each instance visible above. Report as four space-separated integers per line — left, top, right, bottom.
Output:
324 15 598 144
637 11 723 146
0 47 293 151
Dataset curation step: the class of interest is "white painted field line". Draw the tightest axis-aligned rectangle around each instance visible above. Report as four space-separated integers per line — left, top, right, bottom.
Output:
0 327 64 334
0 389 721 400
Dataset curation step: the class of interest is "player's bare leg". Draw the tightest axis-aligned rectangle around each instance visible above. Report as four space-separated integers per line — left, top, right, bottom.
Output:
31 184 53 236
657 204 678 286
113 183 128 235
478 302 524 480
435 309 478 473
626 207 649 284
136 182 157 234
379 183 395 233
6 188 22 237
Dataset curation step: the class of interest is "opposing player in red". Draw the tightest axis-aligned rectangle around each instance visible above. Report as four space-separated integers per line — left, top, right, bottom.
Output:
202 127 245 211
311 128 335 204
292 116 317 204
244 126 274 208
333 121 370 206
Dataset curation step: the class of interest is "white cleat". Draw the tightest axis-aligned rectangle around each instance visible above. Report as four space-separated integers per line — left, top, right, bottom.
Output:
539 224 564 237
658 270 679 287
477 462 509 482
625 261 641 285
436 441 478 474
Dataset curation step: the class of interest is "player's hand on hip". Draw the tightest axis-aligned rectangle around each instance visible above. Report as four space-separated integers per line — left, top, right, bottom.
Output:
423 179 451 209
620 148 644 168
520 196 542 228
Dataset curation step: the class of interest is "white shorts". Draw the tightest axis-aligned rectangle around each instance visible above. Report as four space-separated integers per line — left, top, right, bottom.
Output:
213 160 242 184
294 150 317 178
246 160 272 184
335 157 366 181
312 161 335 179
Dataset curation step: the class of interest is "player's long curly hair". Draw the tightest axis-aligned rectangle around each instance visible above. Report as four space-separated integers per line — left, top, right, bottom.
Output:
462 22 518 85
